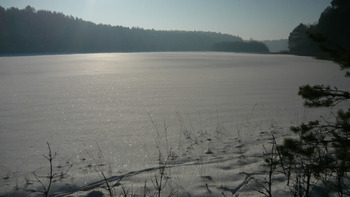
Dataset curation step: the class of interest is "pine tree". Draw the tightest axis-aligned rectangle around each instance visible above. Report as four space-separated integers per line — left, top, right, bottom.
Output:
279 1 350 196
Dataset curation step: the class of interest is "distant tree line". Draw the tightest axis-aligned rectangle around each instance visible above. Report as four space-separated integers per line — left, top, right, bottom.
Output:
212 40 269 53
0 6 259 54
288 1 350 60
262 39 288 53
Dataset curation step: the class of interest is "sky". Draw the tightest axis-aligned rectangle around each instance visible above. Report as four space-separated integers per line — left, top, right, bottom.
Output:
1 0 332 40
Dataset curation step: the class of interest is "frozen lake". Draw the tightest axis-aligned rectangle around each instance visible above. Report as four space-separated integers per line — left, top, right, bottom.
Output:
0 52 348 194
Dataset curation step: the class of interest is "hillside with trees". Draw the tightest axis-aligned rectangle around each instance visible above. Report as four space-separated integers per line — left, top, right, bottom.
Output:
288 0 350 60
288 23 323 56
0 6 251 54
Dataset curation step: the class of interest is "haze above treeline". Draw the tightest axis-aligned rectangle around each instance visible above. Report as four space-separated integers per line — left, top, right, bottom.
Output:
0 6 290 54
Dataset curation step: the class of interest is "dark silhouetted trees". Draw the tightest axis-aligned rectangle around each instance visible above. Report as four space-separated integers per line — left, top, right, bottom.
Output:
312 0 350 68
288 23 321 56
288 0 350 61
0 6 245 54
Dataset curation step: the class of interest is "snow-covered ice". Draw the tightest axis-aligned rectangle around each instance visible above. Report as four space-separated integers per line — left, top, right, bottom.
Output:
0 52 347 196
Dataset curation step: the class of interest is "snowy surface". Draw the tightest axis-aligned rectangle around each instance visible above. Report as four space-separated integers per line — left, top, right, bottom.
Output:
0 52 347 196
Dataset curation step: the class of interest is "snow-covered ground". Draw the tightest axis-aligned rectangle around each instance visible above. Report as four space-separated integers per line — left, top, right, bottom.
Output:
3 119 293 196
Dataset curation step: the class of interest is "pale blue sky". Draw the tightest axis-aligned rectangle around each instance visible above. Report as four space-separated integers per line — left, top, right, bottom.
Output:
1 0 332 40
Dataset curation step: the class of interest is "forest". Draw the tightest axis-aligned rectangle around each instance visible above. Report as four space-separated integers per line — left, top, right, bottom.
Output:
278 1 350 196
0 6 270 54
288 1 350 60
